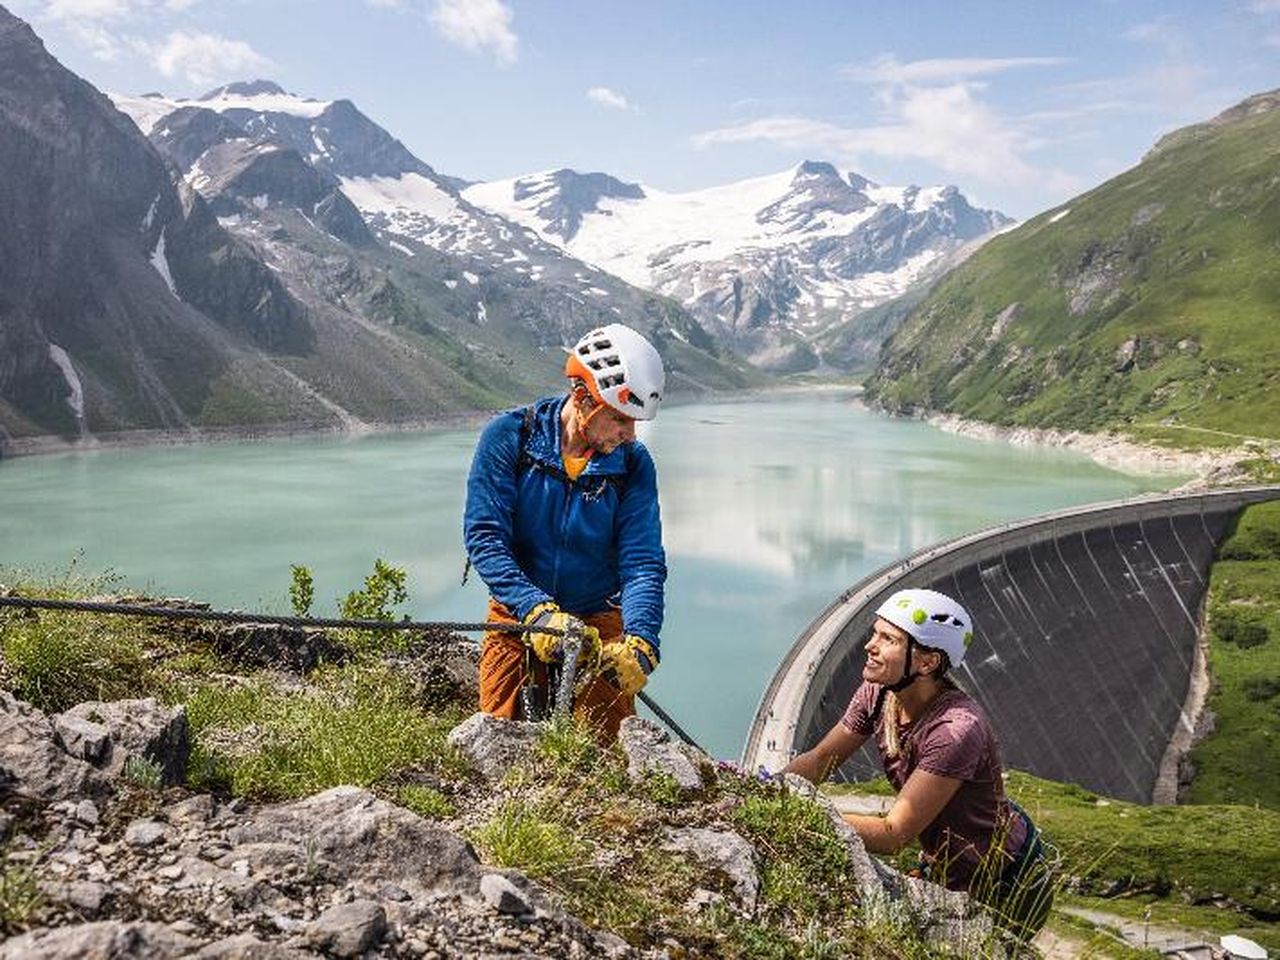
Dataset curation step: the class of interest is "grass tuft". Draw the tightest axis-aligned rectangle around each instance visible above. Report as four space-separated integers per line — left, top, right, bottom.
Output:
473 799 587 882
185 663 470 799
395 784 456 820
0 850 44 935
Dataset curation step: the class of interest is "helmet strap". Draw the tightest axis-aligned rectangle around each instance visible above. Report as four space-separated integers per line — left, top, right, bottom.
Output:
578 400 606 430
885 635 918 693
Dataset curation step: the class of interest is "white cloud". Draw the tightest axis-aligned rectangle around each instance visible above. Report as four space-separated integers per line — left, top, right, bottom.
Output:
587 86 631 110
844 55 1069 85
45 0 133 19
1123 17 1188 57
429 0 517 64
148 30 273 86
43 0 197 19
696 82 1049 185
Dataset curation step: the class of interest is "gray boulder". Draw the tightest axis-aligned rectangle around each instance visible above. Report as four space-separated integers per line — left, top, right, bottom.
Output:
445 712 540 781
57 698 189 786
193 933 315 959
303 900 386 957
480 872 533 915
618 716 705 792
53 715 111 764
0 920 200 960
662 827 759 912
0 691 106 801
225 786 482 896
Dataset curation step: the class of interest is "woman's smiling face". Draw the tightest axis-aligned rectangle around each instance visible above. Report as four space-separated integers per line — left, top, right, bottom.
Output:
863 617 912 684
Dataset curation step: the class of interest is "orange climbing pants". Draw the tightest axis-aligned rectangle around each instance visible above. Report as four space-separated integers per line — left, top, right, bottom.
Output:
479 597 634 742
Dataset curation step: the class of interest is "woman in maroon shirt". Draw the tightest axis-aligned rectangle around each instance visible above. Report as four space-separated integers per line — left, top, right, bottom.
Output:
783 588 1052 940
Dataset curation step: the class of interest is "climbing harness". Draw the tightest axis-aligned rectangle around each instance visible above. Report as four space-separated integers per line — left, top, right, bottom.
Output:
0 594 701 749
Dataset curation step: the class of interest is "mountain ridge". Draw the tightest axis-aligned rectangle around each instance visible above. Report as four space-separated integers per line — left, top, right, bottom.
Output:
464 162 1013 372
864 86 1280 445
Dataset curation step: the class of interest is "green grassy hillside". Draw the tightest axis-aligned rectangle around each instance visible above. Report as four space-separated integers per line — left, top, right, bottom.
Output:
1187 501 1280 807
865 90 1280 443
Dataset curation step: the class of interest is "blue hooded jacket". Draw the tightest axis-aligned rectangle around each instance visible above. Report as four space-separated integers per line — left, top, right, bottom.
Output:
462 395 666 648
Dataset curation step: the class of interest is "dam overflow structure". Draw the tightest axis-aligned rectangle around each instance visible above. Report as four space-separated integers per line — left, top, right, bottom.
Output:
743 487 1280 803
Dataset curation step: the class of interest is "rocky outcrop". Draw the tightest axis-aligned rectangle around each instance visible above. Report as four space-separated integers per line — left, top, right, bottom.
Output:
0 692 107 801
0 692 639 958
445 711 541 781
57 698 188 787
2 682 992 958
617 715 708 793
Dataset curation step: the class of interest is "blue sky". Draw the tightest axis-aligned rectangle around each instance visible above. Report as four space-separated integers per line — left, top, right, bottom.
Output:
9 0 1280 218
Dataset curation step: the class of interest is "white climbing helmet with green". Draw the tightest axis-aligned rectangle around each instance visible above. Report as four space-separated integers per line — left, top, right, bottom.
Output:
875 588 975 667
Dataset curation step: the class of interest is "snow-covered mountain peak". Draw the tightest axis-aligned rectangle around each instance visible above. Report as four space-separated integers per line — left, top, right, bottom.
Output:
111 85 334 136
464 161 1012 371
199 80 289 100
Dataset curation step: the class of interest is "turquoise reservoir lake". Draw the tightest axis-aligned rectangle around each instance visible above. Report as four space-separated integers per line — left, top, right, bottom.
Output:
0 391 1176 758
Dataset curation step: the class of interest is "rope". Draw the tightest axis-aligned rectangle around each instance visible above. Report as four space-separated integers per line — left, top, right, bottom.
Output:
0 593 706 751
0 595 545 636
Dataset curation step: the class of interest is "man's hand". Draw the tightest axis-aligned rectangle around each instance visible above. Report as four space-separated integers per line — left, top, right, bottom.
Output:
523 602 599 663
600 634 659 696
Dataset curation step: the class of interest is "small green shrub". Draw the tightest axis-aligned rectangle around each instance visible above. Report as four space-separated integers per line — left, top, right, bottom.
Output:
337 559 410 655
0 853 43 933
1214 613 1270 648
289 565 314 618
123 756 164 790
641 771 683 808
339 559 408 622
1243 676 1280 701
395 784 456 820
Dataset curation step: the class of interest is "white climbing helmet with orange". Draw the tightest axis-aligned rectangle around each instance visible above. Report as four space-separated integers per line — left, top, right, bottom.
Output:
875 588 975 668
564 323 665 421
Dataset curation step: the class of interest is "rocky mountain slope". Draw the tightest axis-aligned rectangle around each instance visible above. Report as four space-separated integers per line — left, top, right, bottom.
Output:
111 80 756 394
864 89 1280 444
0 7 753 453
465 162 1012 372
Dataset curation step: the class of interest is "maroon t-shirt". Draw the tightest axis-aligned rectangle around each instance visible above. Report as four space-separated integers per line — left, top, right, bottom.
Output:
841 681 1026 890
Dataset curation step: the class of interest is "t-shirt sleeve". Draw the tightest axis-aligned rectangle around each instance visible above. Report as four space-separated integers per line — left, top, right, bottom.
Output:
840 681 878 736
914 711 987 780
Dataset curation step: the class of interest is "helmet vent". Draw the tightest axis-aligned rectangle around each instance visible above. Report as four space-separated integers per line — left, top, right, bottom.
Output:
599 373 625 388
594 339 613 350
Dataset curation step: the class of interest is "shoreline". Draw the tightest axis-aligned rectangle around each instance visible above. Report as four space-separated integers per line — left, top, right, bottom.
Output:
0 412 497 461
918 411 1252 490
0 383 861 462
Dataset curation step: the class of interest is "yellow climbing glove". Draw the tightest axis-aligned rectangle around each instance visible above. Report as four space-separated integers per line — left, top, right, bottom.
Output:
523 602 599 663
600 634 659 697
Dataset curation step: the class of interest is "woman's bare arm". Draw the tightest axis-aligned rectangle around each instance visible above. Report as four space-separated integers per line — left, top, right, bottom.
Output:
842 768 962 853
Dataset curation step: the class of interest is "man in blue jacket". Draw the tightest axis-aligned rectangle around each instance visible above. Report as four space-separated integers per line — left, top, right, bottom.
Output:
463 323 667 740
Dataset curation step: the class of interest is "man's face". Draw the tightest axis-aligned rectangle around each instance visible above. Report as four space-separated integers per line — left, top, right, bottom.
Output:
582 401 637 454
863 617 912 684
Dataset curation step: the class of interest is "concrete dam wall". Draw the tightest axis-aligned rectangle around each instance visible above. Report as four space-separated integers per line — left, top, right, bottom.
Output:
742 487 1280 803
